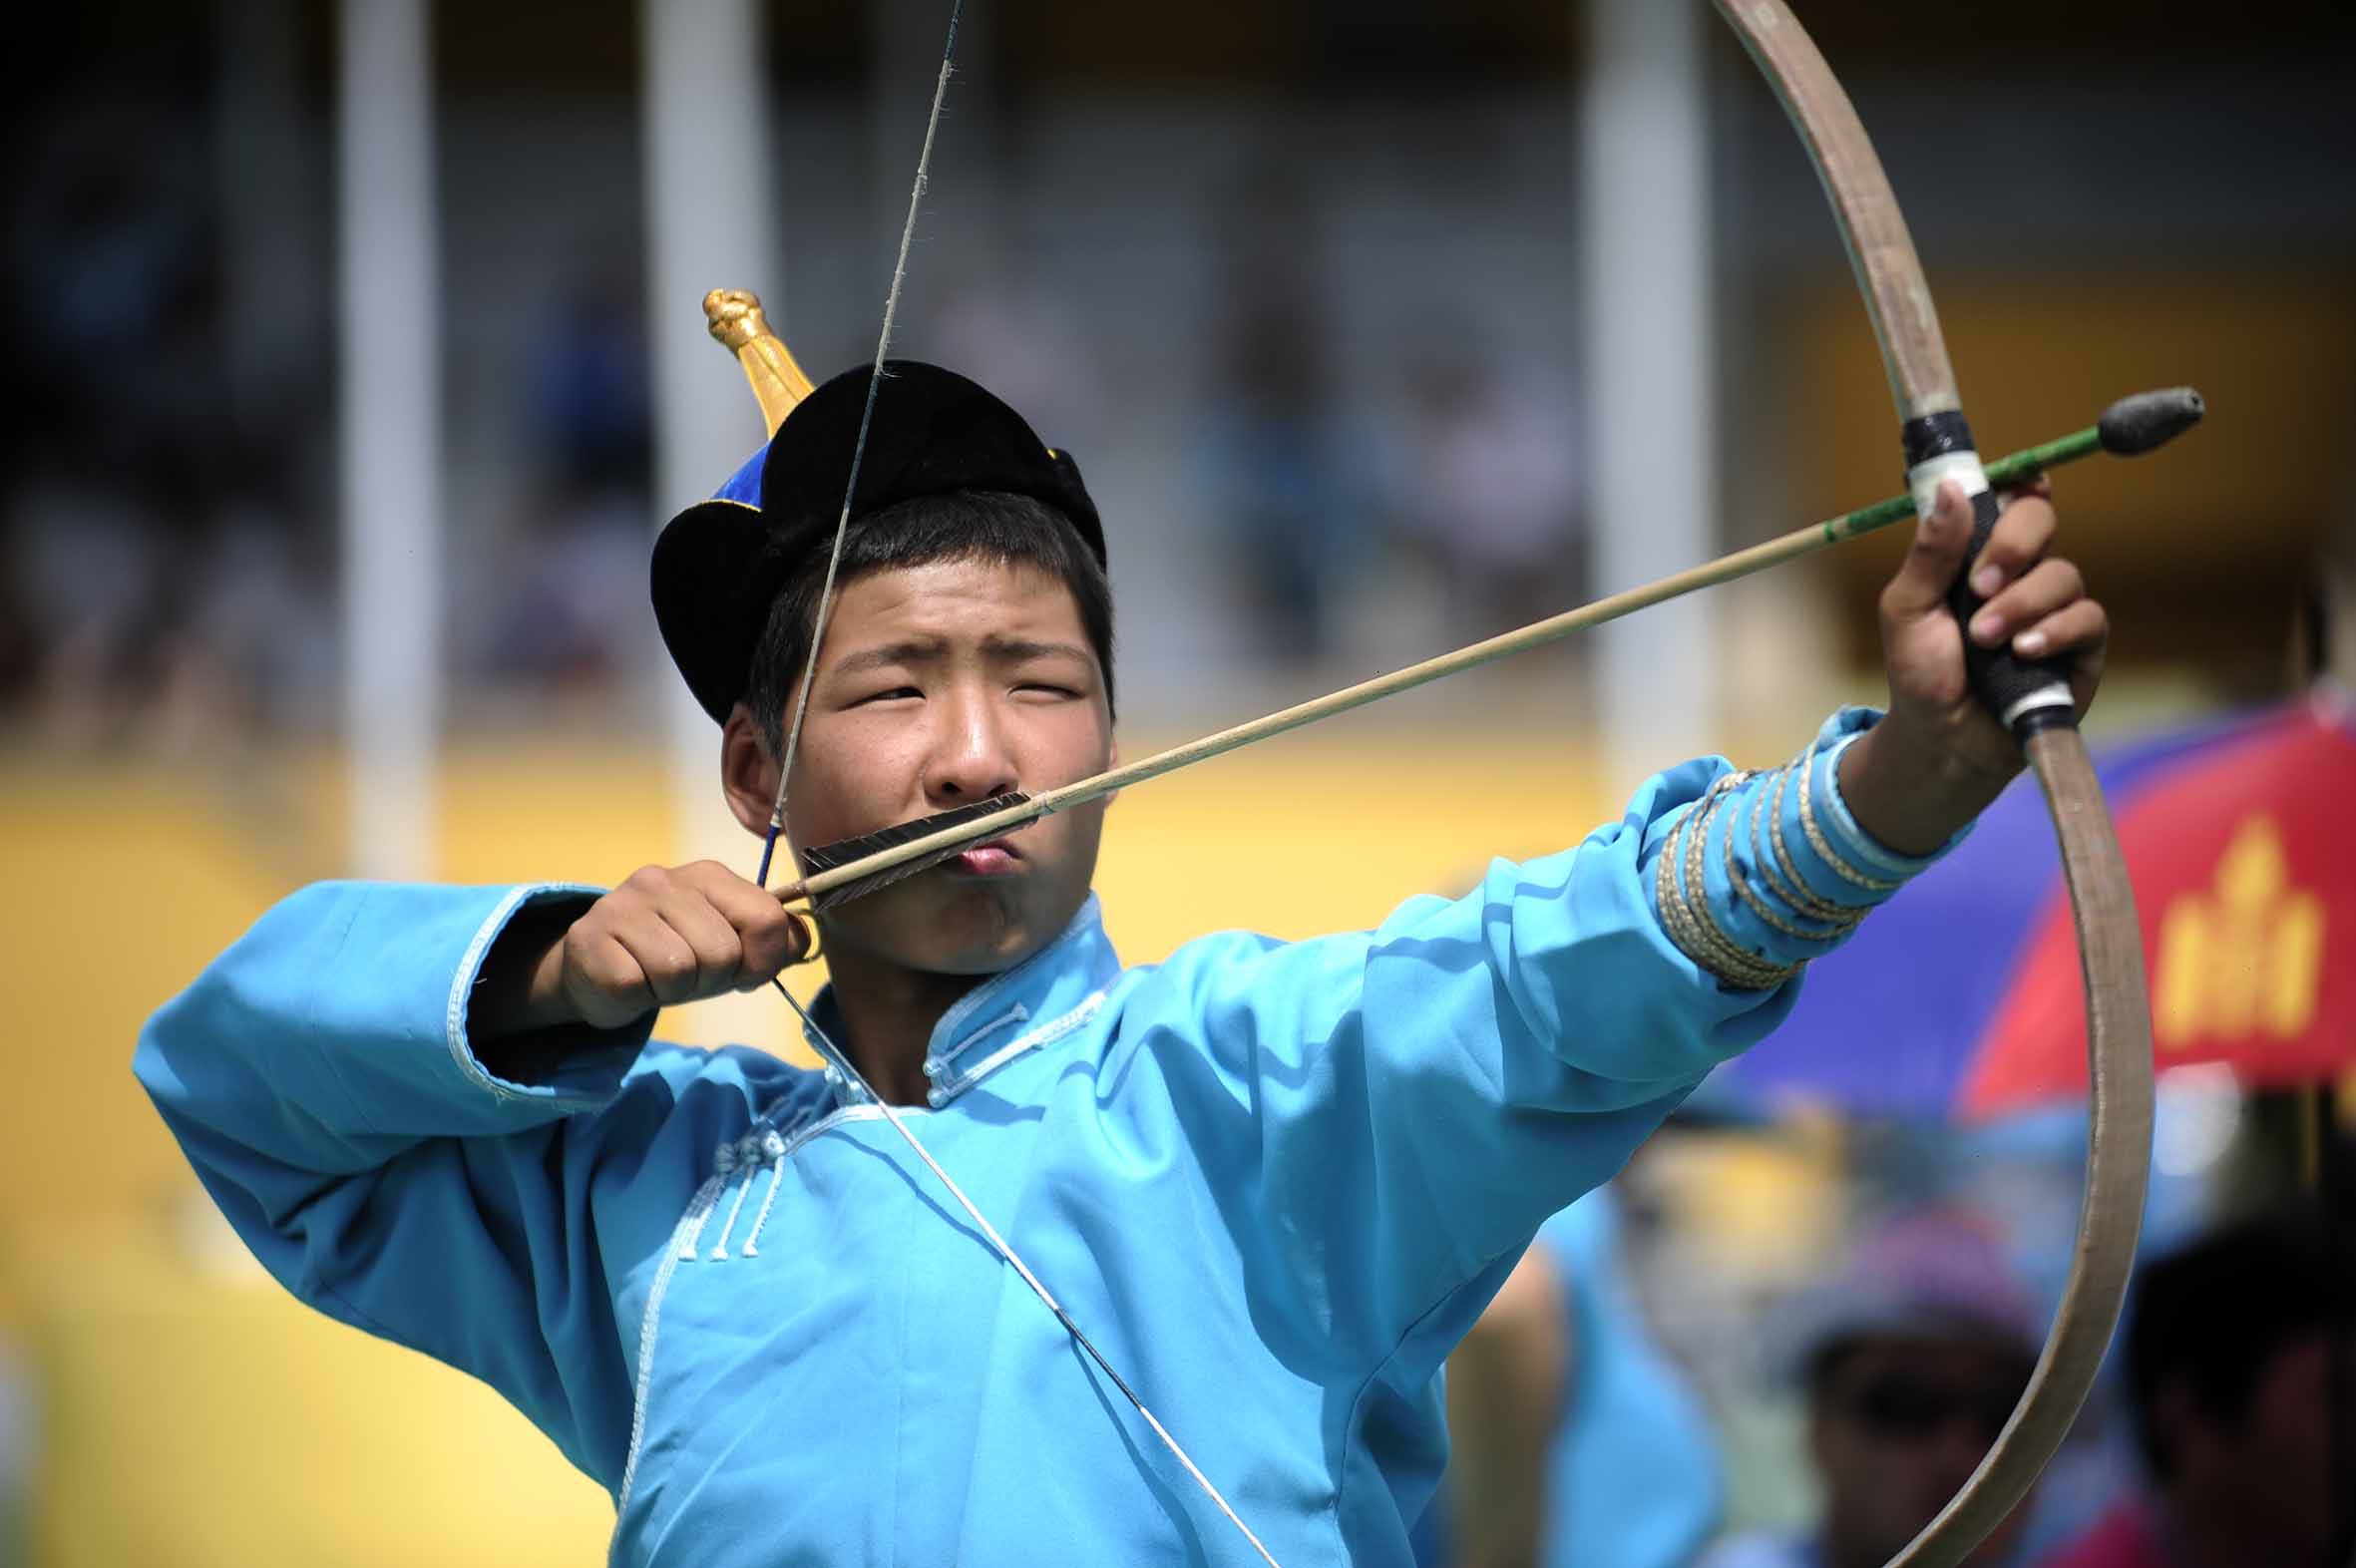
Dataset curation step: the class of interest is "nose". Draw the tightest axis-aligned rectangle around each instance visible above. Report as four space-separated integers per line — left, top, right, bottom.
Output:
921 686 1018 805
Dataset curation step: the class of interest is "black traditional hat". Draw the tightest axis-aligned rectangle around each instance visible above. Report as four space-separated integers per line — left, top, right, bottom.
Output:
652 289 1104 724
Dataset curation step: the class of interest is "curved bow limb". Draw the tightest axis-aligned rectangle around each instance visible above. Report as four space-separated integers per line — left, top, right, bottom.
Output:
1711 4 2158 1564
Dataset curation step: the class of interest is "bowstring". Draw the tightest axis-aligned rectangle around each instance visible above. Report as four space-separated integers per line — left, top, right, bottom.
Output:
754 9 1283 1562
759 0 965 886
770 981 1282 1568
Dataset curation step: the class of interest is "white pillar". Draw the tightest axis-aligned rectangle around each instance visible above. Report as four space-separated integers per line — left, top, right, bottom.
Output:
1580 0 1719 786
337 0 442 880
642 0 780 1043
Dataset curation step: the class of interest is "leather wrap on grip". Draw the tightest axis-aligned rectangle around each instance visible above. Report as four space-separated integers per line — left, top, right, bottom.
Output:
1944 483 2078 736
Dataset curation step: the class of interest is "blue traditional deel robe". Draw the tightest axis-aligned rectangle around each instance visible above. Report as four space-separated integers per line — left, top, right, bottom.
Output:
134 711 1942 1567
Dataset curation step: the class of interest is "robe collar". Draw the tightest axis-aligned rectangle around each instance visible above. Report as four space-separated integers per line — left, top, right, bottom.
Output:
799 893 1121 1109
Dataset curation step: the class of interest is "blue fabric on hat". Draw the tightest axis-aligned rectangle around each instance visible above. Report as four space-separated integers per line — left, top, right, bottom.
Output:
713 443 768 508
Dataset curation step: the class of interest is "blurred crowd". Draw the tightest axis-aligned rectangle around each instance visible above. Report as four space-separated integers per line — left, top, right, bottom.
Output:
1415 1164 2354 1568
1 39 1588 751
2 89 336 747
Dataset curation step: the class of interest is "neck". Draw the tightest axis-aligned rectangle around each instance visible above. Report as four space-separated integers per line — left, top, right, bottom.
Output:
819 944 985 1107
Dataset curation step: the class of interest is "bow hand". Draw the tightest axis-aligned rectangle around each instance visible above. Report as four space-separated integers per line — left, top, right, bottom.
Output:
1841 477 2109 856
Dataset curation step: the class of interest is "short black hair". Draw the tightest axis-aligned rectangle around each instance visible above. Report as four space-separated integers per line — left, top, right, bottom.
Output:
744 488 1115 756
2125 1209 2354 1481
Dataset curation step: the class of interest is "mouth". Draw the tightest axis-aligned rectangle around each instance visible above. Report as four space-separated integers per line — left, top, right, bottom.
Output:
945 838 1023 878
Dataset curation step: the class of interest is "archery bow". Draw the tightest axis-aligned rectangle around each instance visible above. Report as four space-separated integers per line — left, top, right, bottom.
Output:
722 5 2164 1564
1710 5 2156 1564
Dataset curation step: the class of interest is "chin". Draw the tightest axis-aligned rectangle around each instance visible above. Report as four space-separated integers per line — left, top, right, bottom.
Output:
927 902 1063 974
839 881 1061 976
873 924 1043 979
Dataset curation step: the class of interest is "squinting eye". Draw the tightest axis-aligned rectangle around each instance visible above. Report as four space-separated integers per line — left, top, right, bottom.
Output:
857 686 922 705
1017 683 1080 698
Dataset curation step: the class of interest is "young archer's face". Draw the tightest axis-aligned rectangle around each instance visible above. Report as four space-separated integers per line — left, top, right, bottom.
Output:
725 556 1115 978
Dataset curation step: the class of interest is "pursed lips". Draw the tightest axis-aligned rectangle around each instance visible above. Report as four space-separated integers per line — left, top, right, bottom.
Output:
947 838 1023 876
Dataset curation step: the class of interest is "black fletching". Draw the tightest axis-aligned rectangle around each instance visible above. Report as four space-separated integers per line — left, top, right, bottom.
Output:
797 792 1037 909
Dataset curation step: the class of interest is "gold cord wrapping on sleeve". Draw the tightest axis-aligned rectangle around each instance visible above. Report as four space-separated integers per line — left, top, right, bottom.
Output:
1746 756 1868 933
1655 771 1799 990
1795 735 1902 891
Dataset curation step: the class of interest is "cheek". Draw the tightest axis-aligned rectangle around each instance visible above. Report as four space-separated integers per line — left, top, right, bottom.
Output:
1034 797 1109 872
1030 705 1115 787
786 731 922 844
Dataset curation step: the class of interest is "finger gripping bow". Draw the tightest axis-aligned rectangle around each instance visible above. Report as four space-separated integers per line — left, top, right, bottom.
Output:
1714 3 2158 1562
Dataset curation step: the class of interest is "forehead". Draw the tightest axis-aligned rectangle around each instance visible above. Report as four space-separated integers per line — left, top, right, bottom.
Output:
819 555 1090 652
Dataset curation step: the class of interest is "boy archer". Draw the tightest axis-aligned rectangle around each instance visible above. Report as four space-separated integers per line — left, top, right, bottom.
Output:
136 311 2104 1564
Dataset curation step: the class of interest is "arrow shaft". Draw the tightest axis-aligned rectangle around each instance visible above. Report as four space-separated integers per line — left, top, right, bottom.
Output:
780 419 2108 907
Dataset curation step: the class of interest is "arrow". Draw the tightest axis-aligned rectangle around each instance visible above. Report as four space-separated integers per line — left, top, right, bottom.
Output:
778 388 2204 910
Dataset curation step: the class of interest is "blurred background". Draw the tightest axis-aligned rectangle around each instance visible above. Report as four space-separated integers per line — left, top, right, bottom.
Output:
3 0 2352 1562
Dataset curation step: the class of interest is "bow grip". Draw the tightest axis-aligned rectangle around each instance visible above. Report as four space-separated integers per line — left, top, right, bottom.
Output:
1904 411 2079 739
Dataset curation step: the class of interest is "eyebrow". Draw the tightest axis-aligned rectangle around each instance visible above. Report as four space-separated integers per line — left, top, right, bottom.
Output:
829 635 1093 676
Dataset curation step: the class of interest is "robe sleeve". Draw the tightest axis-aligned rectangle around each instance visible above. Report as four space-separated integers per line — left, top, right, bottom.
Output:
1118 708 1954 1375
132 880 724 1491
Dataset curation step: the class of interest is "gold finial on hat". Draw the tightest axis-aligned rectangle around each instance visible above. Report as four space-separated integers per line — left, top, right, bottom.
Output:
703 287 815 437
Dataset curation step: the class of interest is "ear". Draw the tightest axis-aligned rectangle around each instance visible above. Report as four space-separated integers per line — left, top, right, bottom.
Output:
720 703 782 838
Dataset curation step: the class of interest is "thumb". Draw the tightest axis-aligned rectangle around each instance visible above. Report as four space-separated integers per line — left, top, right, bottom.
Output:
1881 477 1974 621
733 910 815 990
